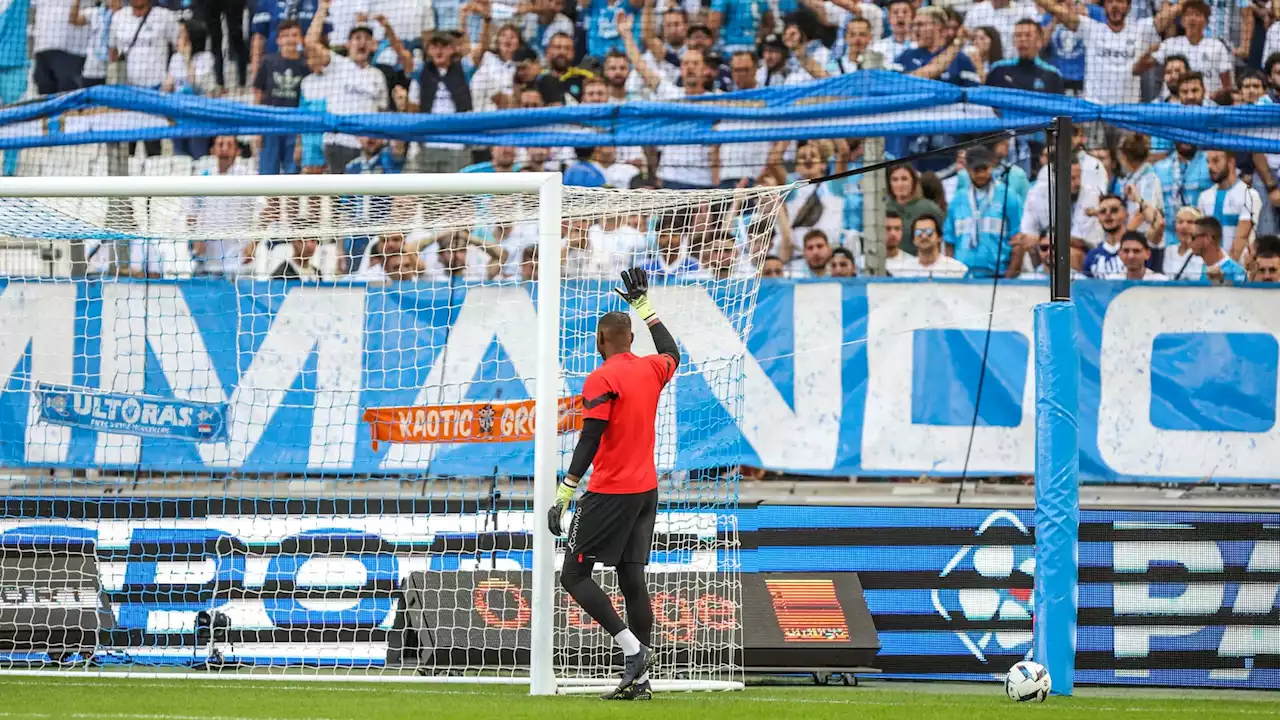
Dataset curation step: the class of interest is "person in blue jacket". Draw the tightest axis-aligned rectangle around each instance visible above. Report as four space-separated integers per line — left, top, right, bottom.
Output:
943 146 1023 277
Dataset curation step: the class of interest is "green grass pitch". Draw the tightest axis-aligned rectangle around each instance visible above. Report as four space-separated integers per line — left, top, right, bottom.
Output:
2 676 1276 720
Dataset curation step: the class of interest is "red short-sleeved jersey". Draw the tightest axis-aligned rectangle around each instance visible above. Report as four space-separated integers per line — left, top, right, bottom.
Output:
580 351 677 494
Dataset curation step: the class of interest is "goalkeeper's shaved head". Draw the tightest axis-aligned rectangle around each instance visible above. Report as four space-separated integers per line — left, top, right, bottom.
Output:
596 311 634 360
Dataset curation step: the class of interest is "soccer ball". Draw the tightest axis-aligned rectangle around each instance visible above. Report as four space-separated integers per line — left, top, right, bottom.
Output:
1005 661 1051 702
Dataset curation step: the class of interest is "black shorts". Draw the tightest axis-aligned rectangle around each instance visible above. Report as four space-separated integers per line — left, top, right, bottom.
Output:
566 489 658 567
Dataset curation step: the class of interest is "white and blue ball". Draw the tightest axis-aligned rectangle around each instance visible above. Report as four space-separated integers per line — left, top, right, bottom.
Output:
1005 660 1051 702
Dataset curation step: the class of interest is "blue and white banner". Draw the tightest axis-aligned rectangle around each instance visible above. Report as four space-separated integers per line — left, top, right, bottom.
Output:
35 384 228 441
1 278 1278 482
5 73 1280 152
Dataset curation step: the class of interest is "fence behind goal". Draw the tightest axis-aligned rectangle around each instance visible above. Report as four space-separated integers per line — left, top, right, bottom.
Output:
0 174 789 692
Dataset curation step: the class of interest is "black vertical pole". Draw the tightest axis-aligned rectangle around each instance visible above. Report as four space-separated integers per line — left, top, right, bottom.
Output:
1051 116 1073 301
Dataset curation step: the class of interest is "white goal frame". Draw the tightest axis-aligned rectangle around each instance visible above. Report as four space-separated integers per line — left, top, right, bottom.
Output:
0 172 566 696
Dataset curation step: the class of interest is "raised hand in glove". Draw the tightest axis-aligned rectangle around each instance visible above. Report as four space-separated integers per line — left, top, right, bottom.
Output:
615 267 655 323
547 480 576 536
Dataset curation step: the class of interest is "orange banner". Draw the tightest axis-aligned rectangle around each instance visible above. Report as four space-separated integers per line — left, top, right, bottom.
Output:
363 396 584 448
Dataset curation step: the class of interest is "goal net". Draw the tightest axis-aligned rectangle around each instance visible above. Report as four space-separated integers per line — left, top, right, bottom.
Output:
0 173 787 693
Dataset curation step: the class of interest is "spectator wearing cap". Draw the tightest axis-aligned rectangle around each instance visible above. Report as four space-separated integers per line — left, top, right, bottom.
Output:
1198 150 1260 260
409 30 473 173
520 0 575 58
870 0 916 64
1134 1 1232 96
758 34 802 86
305 0 388 174
984 19 1064 94
943 145 1023 277
894 7 979 86
709 0 760 54
828 247 857 277
1192 215 1248 283
1117 231 1166 281
250 0 329 85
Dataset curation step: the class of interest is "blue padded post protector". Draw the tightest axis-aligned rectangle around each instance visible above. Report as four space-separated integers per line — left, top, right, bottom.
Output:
1033 301 1079 696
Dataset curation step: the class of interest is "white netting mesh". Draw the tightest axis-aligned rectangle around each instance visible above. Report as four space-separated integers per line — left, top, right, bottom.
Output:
0 180 786 688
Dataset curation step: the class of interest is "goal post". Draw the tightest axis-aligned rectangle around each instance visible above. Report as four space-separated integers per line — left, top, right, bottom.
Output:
0 171 784 694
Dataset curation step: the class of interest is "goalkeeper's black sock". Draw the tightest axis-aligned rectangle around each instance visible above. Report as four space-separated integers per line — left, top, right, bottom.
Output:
617 562 653 648
561 555 626 636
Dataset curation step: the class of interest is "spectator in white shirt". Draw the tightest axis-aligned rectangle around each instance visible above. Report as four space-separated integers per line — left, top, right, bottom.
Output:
904 213 969 277
1020 156 1103 261
107 0 178 156
963 0 1040 54
781 142 845 251
623 22 720 188
69 0 117 88
32 0 91 94
1134 0 1233 96
471 23 523 111
109 0 179 90
1163 205 1206 278
307 3 389 173
187 136 257 276
1198 149 1261 260
1117 231 1167 281
883 210 924 276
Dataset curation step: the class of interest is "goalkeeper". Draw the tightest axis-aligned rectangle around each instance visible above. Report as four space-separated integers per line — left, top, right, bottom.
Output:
548 268 679 702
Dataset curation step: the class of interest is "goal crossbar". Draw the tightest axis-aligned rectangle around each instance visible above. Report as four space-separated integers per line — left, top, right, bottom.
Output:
0 172 563 197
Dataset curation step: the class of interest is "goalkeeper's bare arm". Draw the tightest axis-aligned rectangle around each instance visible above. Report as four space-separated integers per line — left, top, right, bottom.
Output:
546 268 678 701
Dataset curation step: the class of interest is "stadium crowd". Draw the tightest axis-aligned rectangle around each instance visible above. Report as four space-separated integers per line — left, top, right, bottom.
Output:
7 0 1280 283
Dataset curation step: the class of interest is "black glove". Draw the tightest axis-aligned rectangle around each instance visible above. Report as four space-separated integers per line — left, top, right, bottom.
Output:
615 268 655 322
547 503 566 536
